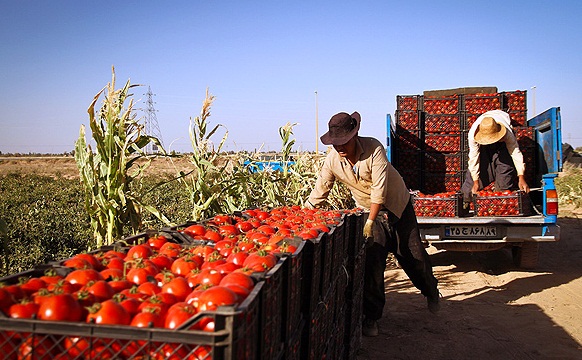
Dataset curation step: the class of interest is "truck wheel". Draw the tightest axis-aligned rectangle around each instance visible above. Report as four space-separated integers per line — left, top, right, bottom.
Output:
512 242 539 269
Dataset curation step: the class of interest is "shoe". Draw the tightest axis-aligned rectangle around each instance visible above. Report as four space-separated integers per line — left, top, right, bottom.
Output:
362 318 379 337
427 291 441 314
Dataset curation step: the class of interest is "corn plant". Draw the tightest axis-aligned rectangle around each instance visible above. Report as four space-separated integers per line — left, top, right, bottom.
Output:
75 67 169 249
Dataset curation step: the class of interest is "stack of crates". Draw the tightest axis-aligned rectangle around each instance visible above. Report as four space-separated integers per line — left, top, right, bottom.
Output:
423 94 464 194
393 88 534 196
394 95 423 190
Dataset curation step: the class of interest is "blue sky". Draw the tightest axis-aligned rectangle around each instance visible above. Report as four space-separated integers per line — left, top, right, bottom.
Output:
1 1 581 154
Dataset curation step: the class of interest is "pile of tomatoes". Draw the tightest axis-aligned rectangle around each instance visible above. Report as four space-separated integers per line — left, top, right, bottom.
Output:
475 190 524 216
504 90 526 111
397 95 421 111
396 110 421 130
413 191 461 217
0 206 343 359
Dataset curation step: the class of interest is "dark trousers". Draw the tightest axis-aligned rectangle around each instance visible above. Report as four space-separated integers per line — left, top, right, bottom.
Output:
461 142 518 202
363 200 438 320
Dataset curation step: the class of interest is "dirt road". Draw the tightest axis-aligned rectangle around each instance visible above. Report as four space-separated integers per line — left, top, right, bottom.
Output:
358 216 582 360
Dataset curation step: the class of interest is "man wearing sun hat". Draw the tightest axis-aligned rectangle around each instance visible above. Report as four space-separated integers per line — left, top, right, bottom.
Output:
461 109 530 204
305 111 440 337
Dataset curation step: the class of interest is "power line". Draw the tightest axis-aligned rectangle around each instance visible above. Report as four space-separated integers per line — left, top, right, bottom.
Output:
142 86 164 154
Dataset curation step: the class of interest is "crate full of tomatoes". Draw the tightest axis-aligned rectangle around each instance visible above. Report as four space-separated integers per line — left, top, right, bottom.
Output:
412 191 467 217
474 190 533 216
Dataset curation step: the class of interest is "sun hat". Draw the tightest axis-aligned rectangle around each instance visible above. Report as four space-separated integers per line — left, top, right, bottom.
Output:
474 116 507 145
320 111 361 145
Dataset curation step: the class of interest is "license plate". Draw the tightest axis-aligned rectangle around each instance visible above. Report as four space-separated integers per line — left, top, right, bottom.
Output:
445 226 498 238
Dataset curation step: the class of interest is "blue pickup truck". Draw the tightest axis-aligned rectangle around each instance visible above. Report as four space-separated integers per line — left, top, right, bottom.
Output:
387 89 562 269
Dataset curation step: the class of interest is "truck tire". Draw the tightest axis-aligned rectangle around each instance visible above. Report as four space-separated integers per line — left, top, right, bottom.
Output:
512 242 539 269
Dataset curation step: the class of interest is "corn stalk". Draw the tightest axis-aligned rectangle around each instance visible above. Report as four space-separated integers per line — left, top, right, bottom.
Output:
75 67 169 249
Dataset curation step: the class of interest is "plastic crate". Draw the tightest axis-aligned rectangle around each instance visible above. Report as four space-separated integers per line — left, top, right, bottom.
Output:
508 110 527 127
503 90 527 112
395 110 422 130
283 318 304 360
462 93 503 113
424 113 463 133
300 233 323 317
424 133 461 152
280 240 304 343
412 192 467 217
423 95 460 114
399 168 422 191
395 129 422 151
394 149 422 171
252 259 285 360
0 280 263 360
424 152 462 172
422 172 463 194
474 191 533 216
396 95 423 111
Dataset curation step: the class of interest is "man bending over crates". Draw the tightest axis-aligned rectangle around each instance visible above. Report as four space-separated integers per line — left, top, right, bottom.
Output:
304 111 440 338
461 110 530 207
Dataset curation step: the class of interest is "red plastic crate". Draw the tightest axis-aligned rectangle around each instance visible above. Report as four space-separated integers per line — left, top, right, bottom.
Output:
474 191 532 216
463 93 503 113
412 192 467 217
424 133 461 152
424 152 462 172
424 113 462 133
508 110 527 127
423 95 460 114
396 110 422 130
503 90 527 111
397 95 422 111
422 172 463 194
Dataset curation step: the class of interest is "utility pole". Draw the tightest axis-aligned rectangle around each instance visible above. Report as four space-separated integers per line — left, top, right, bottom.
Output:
143 86 164 154
531 86 537 117
315 90 319 154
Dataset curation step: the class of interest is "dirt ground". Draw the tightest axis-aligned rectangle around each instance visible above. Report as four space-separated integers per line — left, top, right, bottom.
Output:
358 216 582 360
2 157 582 359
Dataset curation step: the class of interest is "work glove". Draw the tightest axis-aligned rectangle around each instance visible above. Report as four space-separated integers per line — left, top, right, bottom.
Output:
304 199 314 210
363 219 374 247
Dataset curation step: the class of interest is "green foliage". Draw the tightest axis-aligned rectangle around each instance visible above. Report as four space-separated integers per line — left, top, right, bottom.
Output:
75 67 169 248
0 174 92 276
555 165 582 209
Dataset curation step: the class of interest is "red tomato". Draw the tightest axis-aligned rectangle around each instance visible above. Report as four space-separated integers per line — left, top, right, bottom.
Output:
188 268 224 288
182 224 207 238
138 295 171 318
73 253 104 271
213 214 232 225
243 250 278 272
137 281 162 296
108 278 134 293
65 268 104 289
103 256 125 271
131 310 163 328
19 277 47 296
86 299 131 325
62 257 92 270
125 244 153 261
18 336 58 359
147 235 168 250
159 242 183 258
0 287 16 315
100 267 123 281
226 251 249 266
117 295 141 316
203 229 223 242
218 224 239 237
219 272 255 290
8 300 39 319
197 286 238 311
84 280 115 302
126 267 153 286
214 261 240 274
235 221 254 233
161 277 192 302
37 293 83 322
171 256 202 276
165 302 197 329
